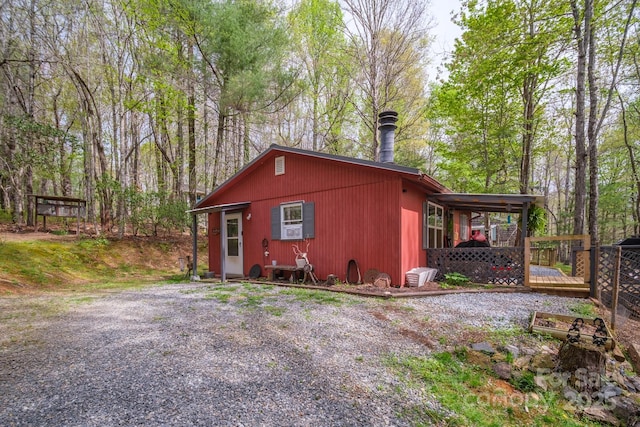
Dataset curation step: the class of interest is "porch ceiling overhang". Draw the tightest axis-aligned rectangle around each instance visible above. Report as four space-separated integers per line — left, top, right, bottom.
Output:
430 193 545 213
186 201 251 216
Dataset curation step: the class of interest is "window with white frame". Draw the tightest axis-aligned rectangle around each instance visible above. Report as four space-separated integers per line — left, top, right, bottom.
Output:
423 202 444 248
460 213 469 241
281 202 303 240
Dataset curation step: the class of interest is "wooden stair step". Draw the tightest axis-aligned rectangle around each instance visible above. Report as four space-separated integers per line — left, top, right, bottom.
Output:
529 282 588 288
529 286 590 297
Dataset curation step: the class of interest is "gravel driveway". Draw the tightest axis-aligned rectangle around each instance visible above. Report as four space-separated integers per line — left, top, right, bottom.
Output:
0 282 584 426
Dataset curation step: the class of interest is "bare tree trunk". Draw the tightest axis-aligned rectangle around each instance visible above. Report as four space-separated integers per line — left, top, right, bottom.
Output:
132 116 140 190
24 0 37 227
570 0 591 236
620 94 640 233
12 166 25 227
312 86 319 152
212 108 226 188
176 99 184 197
586 15 598 245
243 112 251 165
202 72 211 192
81 115 97 235
520 73 536 195
590 0 636 244
188 43 197 207
342 0 428 161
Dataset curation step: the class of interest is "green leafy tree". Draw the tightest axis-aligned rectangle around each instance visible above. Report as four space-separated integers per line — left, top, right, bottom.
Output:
288 0 354 154
183 0 292 184
431 0 570 196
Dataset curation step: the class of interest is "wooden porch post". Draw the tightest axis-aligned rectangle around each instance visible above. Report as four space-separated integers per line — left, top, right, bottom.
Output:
582 234 590 285
524 236 531 287
591 244 600 299
191 214 200 281
611 246 622 331
220 210 226 282
520 202 529 247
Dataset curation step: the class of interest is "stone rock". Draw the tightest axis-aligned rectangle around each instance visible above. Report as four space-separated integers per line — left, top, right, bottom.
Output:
493 362 512 380
521 347 537 356
598 384 623 400
624 379 637 393
628 344 640 373
534 374 548 391
501 344 520 359
471 342 496 355
563 386 579 402
466 350 493 370
529 352 555 372
610 396 640 426
582 406 621 426
541 345 555 354
513 355 532 370
611 371 629 390
612 346 627 363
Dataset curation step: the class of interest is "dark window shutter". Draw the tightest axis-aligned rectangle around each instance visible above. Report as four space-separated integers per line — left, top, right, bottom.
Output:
303 202 315 238
271 206 281 240
422 202 428 249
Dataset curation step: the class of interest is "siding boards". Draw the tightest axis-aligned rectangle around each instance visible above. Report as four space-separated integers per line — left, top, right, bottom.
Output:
204 151 412 284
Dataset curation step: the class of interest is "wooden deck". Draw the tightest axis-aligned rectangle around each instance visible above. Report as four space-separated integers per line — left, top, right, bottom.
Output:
525 235 591 298
529 275 585 286
528 275 590 298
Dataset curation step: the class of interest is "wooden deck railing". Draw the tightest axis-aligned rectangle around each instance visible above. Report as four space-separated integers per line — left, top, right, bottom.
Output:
426 247 525 285
427 235 591 288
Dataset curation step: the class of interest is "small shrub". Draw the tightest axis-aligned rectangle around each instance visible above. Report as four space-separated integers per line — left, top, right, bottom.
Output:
511 370 537 393
444 272 470 287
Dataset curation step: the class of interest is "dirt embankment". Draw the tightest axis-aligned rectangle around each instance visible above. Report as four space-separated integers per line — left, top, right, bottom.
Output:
0 228 207 294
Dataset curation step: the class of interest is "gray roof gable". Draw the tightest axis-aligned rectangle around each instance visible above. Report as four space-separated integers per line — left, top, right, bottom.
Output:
195 144 447 208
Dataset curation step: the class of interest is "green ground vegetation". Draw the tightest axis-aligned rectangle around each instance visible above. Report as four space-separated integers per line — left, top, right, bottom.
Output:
0 236 204 293
385 348 602 427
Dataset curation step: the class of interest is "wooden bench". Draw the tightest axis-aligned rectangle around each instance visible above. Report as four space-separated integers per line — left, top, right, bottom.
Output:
264 265 304 282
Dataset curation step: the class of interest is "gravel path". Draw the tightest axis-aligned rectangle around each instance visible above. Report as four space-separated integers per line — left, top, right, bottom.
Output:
0 283 585 426
529 266 564 277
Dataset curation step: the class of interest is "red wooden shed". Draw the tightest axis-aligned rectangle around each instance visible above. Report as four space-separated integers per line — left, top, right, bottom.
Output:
189 112 544 286
190 141 459 285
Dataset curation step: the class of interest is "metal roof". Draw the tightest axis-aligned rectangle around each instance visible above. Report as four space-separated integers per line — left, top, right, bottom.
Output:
194 144 449 209
267 144 424 175
192 145 543 214
187 202 250 215
430 193 545 212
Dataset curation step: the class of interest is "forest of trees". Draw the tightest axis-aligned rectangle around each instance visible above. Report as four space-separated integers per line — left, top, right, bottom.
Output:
0 0 638 244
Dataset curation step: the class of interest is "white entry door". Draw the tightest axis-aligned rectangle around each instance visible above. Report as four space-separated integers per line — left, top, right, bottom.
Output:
224 212 243 277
